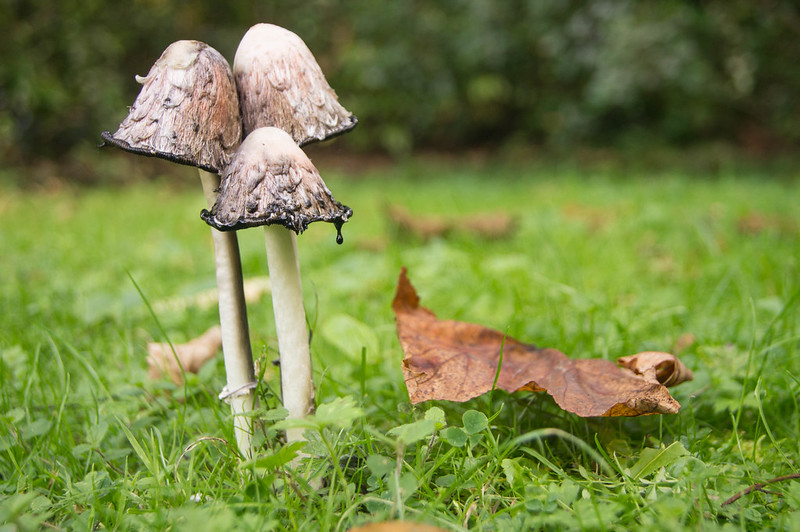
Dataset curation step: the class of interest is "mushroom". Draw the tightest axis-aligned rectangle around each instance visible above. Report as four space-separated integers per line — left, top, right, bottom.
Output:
233 23 357 146
200 23 357 444
201 126 352 444
101 40 257 457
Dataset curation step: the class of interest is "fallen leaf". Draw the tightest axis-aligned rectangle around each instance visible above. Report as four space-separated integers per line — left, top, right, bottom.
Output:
562 202 614 232
393 269 690 416
617 351 694 387
147 326 222 384
388 205 450 241
461 214 518 240
348 521 447 532
152 276 271 314
673 332 696 353
388 205 517 241
737 212 797 236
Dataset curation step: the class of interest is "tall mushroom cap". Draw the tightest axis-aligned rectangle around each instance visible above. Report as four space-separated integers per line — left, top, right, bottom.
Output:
101 40 242 173
201 127 352 237
234 23 357 145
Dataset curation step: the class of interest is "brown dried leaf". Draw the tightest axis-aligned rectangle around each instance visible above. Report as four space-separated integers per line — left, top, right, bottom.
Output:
147 326 222 385
388 205 517 241
737 212 798 236
393 269 689 417
562 202 614 233
388 205 451 241
673 332 697 353
617 351 694 387
462 214 519 240
152 276 271 314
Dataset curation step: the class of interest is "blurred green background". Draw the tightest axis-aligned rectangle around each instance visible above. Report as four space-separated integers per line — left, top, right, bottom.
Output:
2 0 799 180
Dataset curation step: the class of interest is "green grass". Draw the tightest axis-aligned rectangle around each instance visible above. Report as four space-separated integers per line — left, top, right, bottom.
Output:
1 159 799 530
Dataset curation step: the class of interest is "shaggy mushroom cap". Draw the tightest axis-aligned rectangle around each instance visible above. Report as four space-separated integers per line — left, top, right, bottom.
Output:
201 127 352 238
234 23 357 145
101 40 242 173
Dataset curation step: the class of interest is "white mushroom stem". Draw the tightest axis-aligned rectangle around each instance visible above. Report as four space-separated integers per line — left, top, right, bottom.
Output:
198 169 257 458
263 225 314 444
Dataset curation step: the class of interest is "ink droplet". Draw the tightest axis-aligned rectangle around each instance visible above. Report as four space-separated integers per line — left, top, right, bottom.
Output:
335 219 344 245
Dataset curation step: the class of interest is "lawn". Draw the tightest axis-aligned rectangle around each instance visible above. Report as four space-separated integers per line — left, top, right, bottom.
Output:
1 157 799 530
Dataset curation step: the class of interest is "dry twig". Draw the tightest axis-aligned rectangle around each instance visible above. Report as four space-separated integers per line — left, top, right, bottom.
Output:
721 473 800 507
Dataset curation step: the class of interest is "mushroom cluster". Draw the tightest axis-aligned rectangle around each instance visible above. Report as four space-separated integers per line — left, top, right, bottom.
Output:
102 24 356 454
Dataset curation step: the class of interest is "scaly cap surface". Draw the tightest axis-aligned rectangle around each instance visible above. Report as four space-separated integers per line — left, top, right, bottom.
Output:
234 23 357 145
201 127 352 236
102 40 242 172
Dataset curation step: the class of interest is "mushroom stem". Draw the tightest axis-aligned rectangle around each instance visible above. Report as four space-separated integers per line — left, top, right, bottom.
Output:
263 224 314 444
198 169 257 458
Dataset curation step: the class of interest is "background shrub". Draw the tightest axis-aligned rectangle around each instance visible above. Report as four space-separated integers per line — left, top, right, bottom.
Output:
2 0 799 166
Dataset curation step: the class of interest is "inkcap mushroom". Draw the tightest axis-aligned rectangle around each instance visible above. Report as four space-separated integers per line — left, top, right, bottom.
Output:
202 126 352 444
211 23 358 443
101 40 240 171
233 23 357 146
101 40 257 457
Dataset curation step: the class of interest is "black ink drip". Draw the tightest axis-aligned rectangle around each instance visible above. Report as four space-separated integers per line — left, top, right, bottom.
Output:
334 219 344 245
